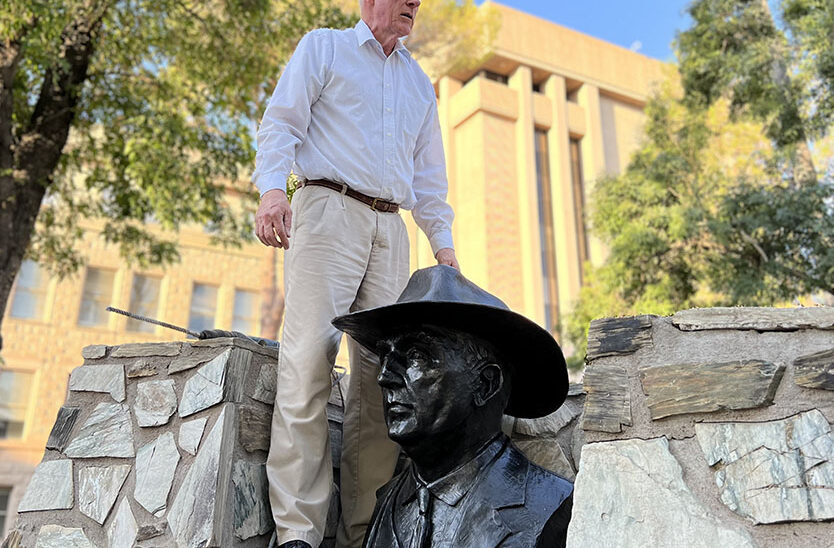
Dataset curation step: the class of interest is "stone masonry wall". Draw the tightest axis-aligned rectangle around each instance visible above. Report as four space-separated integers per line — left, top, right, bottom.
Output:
5 307 833 547
0 338 345 548
567 307 834 547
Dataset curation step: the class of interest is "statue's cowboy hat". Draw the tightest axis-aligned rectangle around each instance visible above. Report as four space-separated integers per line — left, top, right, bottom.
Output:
332 265 568 418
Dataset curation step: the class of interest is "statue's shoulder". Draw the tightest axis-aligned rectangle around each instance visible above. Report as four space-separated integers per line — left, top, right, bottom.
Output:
504 442 572 511
493 443 573 548
523 460 574 502
504 440 573 498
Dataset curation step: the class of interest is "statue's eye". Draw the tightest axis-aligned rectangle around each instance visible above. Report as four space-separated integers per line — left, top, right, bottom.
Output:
406 347 427 364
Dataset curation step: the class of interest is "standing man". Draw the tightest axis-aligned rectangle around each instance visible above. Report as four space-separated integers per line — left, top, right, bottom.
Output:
252 0 458 547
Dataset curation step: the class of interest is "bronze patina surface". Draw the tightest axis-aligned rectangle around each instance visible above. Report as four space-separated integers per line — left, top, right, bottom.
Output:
334 265 573 547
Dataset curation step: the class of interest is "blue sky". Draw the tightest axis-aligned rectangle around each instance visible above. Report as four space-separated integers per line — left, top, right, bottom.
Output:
484 1 693 62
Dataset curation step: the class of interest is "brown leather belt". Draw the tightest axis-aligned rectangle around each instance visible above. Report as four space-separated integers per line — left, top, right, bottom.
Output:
300 179 400 213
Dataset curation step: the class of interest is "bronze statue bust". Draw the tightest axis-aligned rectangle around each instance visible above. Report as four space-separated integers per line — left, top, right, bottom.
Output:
333 265 573 547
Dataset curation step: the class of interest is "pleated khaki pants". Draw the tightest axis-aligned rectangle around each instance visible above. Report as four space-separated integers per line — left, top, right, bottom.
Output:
267 185 407 547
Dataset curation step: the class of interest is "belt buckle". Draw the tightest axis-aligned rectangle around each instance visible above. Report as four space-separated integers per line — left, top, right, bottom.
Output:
370 198 381 211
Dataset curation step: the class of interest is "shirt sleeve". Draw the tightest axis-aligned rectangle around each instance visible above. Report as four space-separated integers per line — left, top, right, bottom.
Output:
410 87 455 255
252 31 332 196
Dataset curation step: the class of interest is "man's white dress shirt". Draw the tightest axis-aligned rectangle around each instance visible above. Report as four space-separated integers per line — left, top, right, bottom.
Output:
252 20 454 253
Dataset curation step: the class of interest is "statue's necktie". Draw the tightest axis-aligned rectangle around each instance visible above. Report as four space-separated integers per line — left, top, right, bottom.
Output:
410 485 433 548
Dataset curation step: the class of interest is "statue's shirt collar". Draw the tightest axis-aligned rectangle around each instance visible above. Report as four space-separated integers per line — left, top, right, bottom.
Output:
404 434 507 507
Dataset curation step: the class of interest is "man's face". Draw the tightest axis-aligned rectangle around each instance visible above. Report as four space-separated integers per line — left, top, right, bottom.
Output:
376 330 476 444
366 0 421 40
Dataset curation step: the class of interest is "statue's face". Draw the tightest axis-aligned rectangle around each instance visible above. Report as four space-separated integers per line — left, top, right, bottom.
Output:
376 330 476 444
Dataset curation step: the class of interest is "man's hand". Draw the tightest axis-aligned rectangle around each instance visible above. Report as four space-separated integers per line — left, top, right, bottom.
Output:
435 248 459 270
255 189 292 249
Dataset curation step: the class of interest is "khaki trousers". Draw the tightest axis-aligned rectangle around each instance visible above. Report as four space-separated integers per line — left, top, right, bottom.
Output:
267 185 408 547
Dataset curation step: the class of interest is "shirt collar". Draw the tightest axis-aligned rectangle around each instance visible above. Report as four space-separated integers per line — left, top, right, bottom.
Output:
354 19 412 57
404 434 508 507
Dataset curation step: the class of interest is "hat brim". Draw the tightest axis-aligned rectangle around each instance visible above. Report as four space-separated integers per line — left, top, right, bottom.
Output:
333 301 568 418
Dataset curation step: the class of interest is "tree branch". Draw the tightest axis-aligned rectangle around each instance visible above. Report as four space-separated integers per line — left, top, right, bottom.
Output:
739 228 769 264
0 13 37 172
173 0 233 50
16 2 110 187
0 40 22 173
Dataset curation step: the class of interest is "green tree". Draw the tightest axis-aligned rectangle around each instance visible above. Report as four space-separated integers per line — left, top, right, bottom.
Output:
565 0 834 361
678 0 833 182
676 0 834 298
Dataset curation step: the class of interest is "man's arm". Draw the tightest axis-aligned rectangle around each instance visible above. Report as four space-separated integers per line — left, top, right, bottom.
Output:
253 30 331 249
411 87 459 269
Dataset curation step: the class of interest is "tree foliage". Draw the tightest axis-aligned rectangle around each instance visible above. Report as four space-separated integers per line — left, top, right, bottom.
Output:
405 0 500 81
565 0 834 361
679 0 833 149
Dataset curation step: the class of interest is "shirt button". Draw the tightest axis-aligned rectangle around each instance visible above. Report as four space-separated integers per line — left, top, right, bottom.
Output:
386 107 392 112
387 132 392 136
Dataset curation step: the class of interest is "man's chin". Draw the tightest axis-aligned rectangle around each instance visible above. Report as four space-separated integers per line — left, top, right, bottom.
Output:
396 21 413 37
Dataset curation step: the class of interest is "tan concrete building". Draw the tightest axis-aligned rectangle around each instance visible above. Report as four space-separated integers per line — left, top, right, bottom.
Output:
405 2 666 344
0 2 665 536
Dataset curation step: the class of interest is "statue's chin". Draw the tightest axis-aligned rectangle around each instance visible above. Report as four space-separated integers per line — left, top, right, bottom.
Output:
386 420 420 445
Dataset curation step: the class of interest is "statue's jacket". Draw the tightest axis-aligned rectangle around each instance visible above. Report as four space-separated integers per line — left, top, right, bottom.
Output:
364 435 574 547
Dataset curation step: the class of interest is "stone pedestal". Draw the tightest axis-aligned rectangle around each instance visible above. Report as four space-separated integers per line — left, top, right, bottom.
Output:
2 338 346 548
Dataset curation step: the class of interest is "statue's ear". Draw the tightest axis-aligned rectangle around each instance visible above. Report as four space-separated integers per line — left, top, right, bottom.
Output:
474 363 503 407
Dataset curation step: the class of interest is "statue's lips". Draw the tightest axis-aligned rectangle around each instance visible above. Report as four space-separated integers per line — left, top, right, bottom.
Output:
384 399 413 414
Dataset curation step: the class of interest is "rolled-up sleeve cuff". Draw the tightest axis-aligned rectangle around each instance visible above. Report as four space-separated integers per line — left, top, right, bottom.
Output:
254 171 288 197
429 231 454 257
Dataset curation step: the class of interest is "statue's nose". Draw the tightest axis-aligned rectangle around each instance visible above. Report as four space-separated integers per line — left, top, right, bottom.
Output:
377 355 404 388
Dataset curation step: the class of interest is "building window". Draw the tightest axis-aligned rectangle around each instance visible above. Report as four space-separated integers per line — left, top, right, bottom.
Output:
482 70 508 84
232 289 259 336
0 370 33 440
9 260 48 320
188 283 218 333
78 268 115 327
0 486 10 536
466 70 509 87
535 129 559 334
126 274 161 333
570 138 590 278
